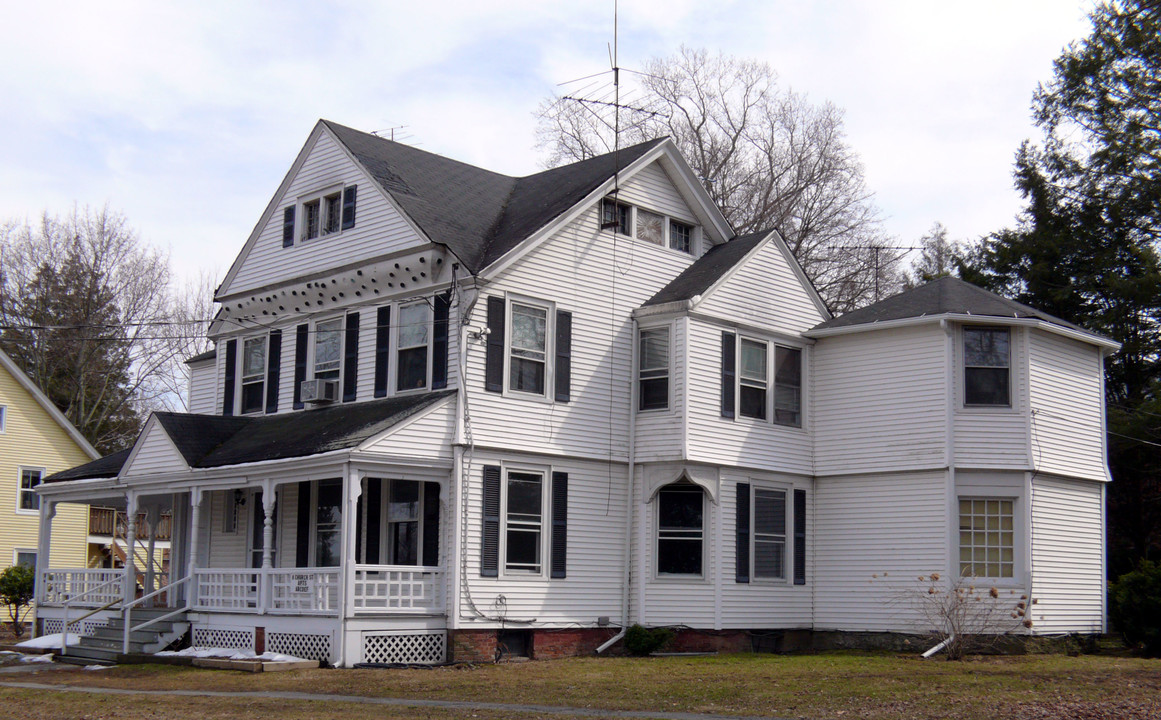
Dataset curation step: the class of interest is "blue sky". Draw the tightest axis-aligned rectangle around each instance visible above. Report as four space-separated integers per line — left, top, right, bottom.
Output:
0 0 1096 287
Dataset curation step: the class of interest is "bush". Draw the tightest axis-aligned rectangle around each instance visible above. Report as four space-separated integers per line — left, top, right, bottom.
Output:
624 624 674 656
0 564 35 638
1109 560 1161 657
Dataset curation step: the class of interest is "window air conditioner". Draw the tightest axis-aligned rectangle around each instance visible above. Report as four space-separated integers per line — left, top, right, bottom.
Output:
300 378 339 404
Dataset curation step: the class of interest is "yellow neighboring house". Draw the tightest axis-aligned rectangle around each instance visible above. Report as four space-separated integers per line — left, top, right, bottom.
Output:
0 349 98 583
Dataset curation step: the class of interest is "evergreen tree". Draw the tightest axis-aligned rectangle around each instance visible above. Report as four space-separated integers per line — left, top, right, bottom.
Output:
961 0 1161 573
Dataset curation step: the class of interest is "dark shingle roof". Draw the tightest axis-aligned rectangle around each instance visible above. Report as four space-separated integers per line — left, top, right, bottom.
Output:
809 276 1093 336
323 120 665 272
45 449 132 482
45 391 455 483
643 232 768 307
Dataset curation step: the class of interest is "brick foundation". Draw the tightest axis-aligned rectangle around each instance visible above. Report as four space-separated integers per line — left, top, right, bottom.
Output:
666 629 751 654
449 628 621 662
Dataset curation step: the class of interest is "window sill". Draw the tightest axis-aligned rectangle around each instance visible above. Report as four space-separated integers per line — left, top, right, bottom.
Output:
651 574 709 584
14 509 38 516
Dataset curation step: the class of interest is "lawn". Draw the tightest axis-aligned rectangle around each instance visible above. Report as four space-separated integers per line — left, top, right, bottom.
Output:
2 651 1159 719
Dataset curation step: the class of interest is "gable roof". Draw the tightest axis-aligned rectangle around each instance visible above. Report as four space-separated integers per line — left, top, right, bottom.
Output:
807 276 1117 347
642 231 768 307
0 349 99 460
45 390 455 482
324 121 667 273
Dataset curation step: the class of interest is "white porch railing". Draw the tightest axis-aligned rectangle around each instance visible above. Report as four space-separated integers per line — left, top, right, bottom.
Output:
269 568 340 615
41 569 122 607
353 565 443 613
193 570 259 611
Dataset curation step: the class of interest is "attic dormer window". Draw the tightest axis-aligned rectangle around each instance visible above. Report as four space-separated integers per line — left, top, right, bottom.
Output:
601 197 696 255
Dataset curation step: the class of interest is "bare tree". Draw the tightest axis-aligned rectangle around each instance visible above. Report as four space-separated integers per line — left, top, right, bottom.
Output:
537 46 902 312
903 222 965 289
0 206 184 452
151 269 218 412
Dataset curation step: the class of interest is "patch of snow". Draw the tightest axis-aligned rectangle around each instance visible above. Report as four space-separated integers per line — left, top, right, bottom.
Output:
155 647 307 663
16 634 79 649
84 665 109 670
20 654 55 663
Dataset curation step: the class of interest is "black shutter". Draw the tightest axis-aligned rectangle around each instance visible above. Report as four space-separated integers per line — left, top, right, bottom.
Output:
265 330 282 414
222 339 237 416
554 310 571 403
432 292 450 390
364 479 381 565
341 185 357 230
481 465 501 577
550 472 568 578
293 324 308 409
736 482 750 583
423 482 440 567
343 312 359 402
296 481 311 567
374 306 390 398
721 331 736 418
485 296 505 393
793 489 807 585
282 206 295 247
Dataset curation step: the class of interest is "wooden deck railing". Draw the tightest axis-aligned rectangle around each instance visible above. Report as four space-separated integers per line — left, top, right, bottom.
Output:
89 507 172 540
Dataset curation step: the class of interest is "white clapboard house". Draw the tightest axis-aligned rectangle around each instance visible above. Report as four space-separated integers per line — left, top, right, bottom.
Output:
35 120 1117 666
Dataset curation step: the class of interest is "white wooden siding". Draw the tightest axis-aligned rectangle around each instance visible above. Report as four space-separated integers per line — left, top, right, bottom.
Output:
362 398 456 461
222 131 426 298
634 317 685 462
813 471 948 632
717 470 813 629
954 326 1031 469
615 162 698 224
122 424 187 477
206 490 247 568
457 452 628 627
813 325 947 476
696 240 826 336
187 360 217 415
1028 331 1108 482
464 202 693 461
1031 475 1104 633
685 318 813 475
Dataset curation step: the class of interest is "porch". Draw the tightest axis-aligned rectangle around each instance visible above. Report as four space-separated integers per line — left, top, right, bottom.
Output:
35 472 450 666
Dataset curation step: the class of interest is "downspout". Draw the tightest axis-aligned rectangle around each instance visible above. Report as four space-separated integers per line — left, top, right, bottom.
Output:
597 315 639 654
927 318 957 659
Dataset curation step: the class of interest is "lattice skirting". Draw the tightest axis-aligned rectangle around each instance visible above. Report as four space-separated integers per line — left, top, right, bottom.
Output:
82 619 109 635
42 618 108 638
193 627 254 650
267 632 332 662
42 619 63 636
363 632 446 665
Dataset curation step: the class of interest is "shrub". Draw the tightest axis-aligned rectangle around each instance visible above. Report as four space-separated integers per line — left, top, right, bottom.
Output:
1109 560 1161 657
0 564 35 638
624 624 674 656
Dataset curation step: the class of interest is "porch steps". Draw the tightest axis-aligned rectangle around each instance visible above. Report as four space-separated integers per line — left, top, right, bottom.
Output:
56 608 189 666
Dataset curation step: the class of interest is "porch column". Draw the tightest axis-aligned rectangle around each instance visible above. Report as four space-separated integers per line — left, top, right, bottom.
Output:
123 492 139 605
144 505 158 605
34 500 57 606
341 466 363 619
260 481 276 613
188 489 203 607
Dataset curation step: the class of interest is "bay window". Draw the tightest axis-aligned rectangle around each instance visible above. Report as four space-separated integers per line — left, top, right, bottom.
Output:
638 326 670 411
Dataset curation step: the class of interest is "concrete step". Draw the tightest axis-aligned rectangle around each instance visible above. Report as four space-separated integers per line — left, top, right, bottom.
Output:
57 645 122 664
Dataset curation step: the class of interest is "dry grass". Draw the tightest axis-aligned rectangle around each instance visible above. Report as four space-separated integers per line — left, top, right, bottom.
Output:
7 651 1161 719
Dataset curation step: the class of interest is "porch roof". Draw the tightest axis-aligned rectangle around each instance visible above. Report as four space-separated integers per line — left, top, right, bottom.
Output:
45 390 456 483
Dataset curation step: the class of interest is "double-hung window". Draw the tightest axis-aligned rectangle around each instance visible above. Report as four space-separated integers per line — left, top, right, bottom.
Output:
303 191 342 241
656 484 704 576
638 326 670 411
723 333 804 428
397 302 431 391
958 497 1015 578
964 327 1010 406
240 336 267 414
509 302 548 395
314 318 343 381
314 479 343 567
739 339 768 420
505 470 544 573
752 488 787 580
17 467 44 512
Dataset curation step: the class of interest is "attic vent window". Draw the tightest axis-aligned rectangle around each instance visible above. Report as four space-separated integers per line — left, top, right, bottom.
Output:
283 184 357 247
